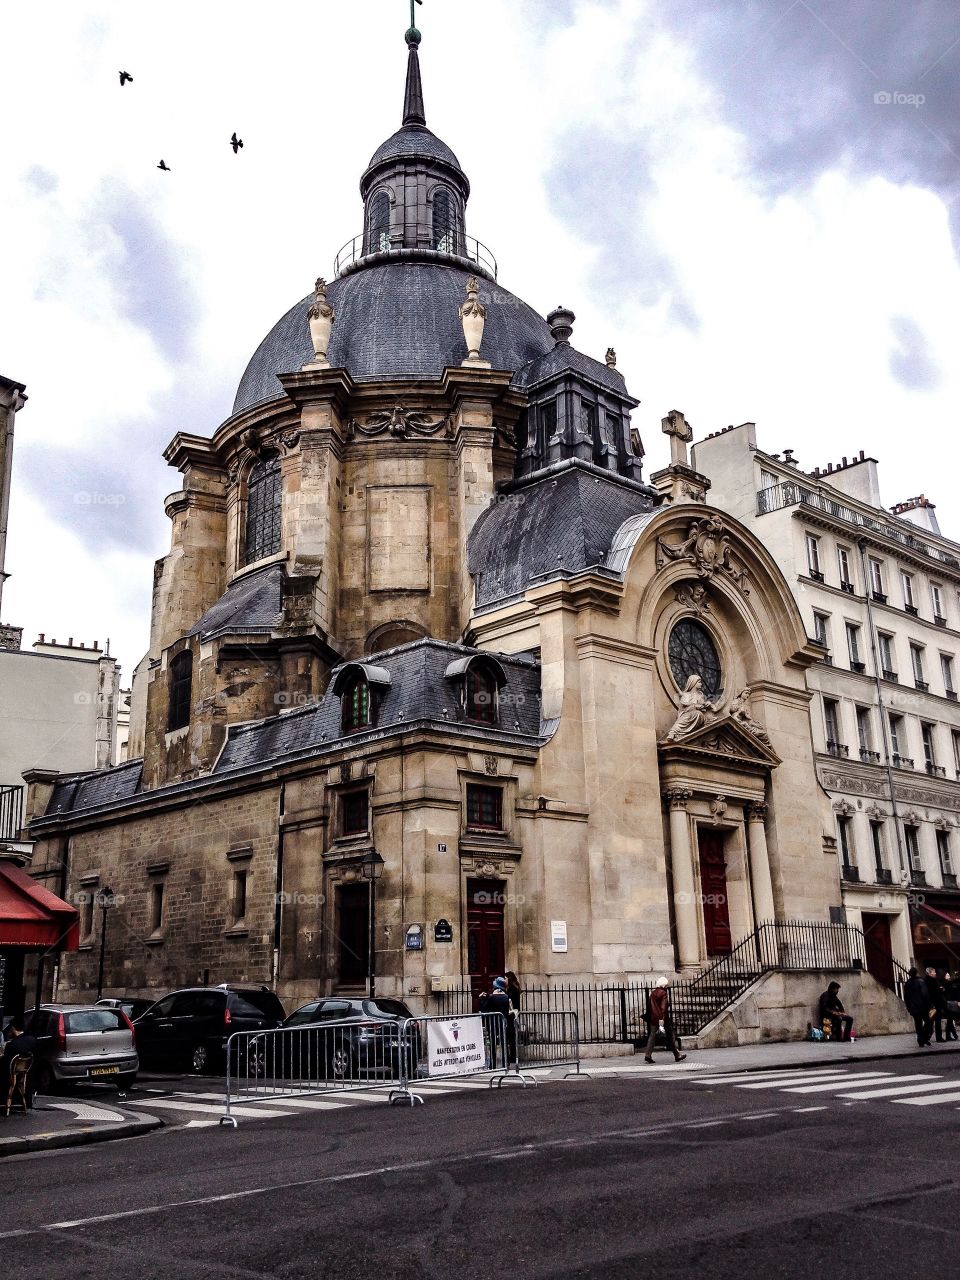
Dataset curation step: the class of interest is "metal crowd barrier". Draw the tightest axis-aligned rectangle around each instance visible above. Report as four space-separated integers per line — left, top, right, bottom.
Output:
221 1011 510 1124
493 1009 583 1086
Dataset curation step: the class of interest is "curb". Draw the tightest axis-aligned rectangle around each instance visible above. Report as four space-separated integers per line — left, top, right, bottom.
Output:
679 1042 960 1076
0 1111 163 1158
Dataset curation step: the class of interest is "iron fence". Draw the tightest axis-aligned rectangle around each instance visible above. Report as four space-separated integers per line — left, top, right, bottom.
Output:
434 921 902 1043
0 784 23 841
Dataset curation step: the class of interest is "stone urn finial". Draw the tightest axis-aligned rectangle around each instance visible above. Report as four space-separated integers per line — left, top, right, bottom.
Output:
459 276 491 368
303 277 335 370
547 305 575 345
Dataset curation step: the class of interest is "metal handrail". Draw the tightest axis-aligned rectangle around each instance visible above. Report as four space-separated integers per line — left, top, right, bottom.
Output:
334 232 498 279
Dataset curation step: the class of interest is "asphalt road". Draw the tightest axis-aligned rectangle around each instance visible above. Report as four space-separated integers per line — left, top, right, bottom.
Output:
4 1057 960 1279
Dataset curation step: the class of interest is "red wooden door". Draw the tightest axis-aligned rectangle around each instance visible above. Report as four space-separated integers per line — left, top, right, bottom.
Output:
698 830 732 955
467 879 505 1009
861 912 895 990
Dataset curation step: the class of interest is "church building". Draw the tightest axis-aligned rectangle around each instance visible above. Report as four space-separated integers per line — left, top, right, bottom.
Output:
23 25 849 1019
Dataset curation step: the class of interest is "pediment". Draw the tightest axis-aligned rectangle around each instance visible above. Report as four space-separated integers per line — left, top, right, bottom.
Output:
658 715 781 768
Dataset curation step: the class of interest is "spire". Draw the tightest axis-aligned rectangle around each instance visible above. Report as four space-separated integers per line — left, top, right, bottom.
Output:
402 25 426 127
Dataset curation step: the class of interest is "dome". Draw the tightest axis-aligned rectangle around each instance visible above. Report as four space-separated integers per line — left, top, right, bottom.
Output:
365 125 464 177
233 261 555 416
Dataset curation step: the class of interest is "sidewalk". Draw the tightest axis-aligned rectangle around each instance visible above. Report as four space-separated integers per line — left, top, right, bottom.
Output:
560 1032 960 1077
0 1095 162 1158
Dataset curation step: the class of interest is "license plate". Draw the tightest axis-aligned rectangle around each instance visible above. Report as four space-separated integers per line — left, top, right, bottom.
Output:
89 1065 120 1077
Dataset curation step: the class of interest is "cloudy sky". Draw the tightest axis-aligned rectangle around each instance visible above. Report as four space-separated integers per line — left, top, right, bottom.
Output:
2 0 958 681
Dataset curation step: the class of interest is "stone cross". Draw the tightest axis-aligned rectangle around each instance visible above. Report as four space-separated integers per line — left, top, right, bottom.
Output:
662 408 693 467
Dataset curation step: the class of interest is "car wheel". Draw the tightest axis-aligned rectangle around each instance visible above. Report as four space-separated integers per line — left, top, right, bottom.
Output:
329 1044 352 1080
245 1042 267 1079
190 1043 210 1074
33 1062 55 1095
116 1073 137 1092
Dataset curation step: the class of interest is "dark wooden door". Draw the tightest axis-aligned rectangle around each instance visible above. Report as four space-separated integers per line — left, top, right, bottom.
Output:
337 883 369 985
698 830 732 955
861 912 895 990
467 879 505 1009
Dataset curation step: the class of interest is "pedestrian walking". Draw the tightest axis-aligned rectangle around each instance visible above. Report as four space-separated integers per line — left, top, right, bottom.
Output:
903 967 934 1047
944 972 960 1042
818 982 854 1042
644 977 686 1064
926 967 948 1042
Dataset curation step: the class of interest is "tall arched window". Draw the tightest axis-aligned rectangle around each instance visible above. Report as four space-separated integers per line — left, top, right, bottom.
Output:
367 191 391 253
243 452 281 567
432 189 456 253
466 664 498 724
168 651 193 731
341 675 371 733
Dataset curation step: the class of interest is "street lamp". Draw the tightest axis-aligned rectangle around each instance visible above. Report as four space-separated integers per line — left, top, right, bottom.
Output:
359 850 385 999
95 886 115 1002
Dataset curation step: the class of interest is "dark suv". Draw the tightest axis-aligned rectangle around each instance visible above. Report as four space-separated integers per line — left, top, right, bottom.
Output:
133 985 285 1074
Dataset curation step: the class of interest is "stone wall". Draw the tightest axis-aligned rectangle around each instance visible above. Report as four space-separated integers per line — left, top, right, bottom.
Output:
694 968 912 1047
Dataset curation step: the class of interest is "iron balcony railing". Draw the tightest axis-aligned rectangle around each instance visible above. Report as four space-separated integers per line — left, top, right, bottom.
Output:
334 232 498 279
0 784 24 841
757 482 960 570
435 921 897 1043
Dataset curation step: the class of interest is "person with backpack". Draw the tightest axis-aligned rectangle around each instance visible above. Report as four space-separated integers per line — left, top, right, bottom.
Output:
644 976 686 1064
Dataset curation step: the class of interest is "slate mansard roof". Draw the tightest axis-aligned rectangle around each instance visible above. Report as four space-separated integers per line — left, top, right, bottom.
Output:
468 462 659 610
186 565 285 640
233 263 556 415
33 641 543 825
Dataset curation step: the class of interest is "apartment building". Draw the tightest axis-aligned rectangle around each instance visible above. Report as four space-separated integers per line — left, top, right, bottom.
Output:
693 422 960 981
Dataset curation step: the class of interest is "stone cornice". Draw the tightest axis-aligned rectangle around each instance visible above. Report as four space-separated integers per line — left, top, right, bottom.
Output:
163 433 223 473
278 367 356 413
525 571 624 617
574 635 657 668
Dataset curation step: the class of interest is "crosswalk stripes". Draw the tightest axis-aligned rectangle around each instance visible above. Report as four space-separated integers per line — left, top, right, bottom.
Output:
671 1065 960 1112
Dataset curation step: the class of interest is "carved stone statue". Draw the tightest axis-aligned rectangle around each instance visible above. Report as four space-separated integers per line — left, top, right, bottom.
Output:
729 687 772 745
459 276 490 367
304 277 335 369
605 347 617 368
662 674 719 743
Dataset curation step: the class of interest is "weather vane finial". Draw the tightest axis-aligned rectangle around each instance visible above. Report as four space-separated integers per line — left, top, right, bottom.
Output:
407 0 423 40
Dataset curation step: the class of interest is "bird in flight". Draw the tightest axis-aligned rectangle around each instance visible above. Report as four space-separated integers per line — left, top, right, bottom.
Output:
230 132 244 154
119 71 133 86
157 159 171 171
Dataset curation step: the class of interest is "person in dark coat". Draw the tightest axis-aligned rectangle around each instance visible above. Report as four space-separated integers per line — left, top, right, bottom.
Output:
903 968 934 1047
479 977 516 1064
1 1022 39 1108
644 977 686 1064
926 967 948 1042
944 972 960 1042
818 982 854 1041
505 971 522 1014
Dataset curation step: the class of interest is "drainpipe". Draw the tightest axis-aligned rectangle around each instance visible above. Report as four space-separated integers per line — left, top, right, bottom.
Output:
273 784 285 986
857 540 907 875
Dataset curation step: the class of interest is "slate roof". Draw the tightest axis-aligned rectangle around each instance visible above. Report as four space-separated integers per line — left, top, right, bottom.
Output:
45 758 144 818
186 565 284 640
468 462 658 609
365 125 463 175
34 642 543 823
233 262 555 415
216 639 542 773
513 343 630 398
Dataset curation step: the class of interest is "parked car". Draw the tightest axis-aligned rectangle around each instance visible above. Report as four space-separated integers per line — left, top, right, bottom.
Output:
132 985 285 1074
24 1003 139 1093
262 997 420 1081
97 997 156 1022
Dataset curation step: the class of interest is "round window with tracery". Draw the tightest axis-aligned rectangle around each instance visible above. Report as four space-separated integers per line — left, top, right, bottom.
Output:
668 619 722 698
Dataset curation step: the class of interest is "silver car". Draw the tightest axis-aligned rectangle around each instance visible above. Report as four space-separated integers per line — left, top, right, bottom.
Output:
25 1003 138 1092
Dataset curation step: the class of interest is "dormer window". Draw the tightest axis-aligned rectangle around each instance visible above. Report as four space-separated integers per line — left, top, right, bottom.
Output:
341 675 371 733
367 191 391 254
332 662 392 735
432 188 456 253
243 451 281 567
168 651 193 731
444 654 508 725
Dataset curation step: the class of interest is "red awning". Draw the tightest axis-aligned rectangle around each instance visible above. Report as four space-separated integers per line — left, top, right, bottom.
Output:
0 862 80 950
919 904 960 930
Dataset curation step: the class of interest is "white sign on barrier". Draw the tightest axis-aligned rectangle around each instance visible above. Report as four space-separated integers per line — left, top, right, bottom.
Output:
426 1016 485 1076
